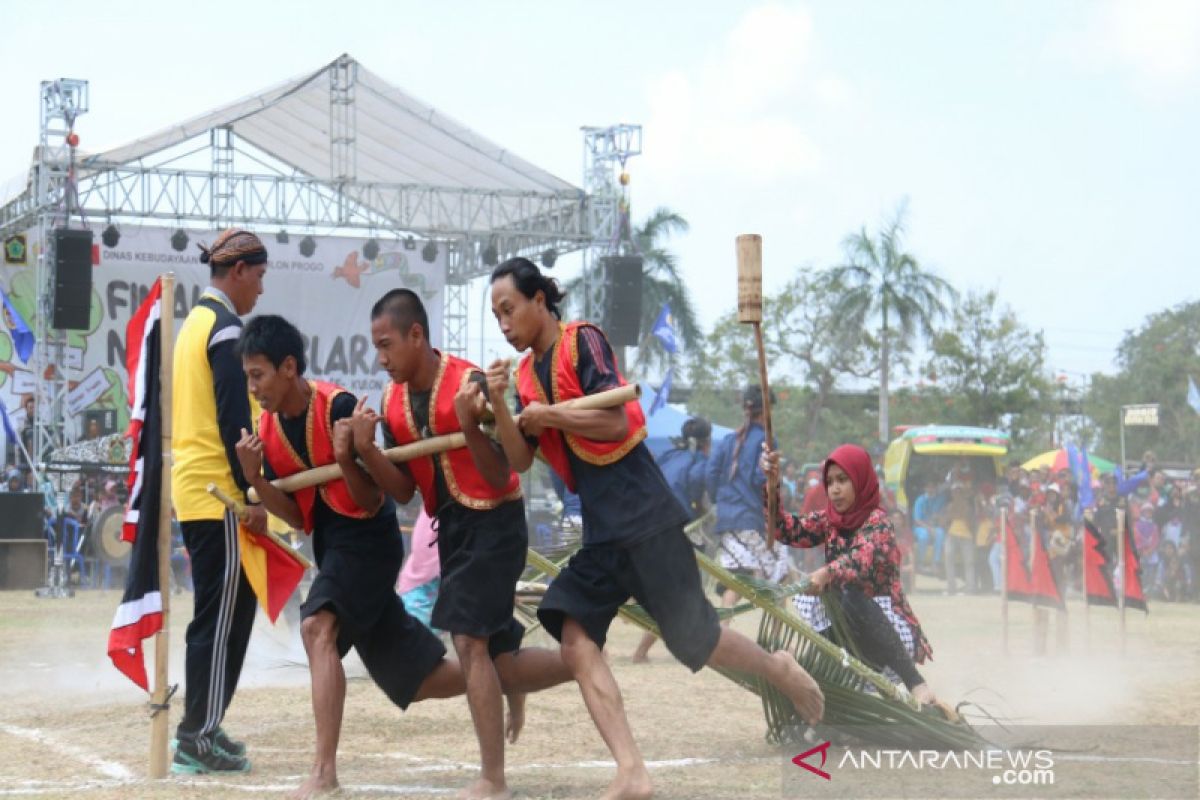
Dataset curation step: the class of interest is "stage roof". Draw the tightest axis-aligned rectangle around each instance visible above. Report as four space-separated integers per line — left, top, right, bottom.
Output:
86 54 580 196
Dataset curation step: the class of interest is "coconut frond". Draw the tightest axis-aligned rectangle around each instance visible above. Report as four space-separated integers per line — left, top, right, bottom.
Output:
695 551 988 749
523 547 985 750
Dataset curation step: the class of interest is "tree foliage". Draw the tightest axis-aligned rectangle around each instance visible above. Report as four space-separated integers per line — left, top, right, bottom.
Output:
1085 300 1200 464
820 203 956 442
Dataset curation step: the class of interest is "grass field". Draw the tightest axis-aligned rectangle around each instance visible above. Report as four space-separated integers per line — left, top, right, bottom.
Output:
0 577 1196 799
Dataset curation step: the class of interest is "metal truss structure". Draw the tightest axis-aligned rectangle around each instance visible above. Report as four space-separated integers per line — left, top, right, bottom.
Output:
0 59 608 453
579 124 642 320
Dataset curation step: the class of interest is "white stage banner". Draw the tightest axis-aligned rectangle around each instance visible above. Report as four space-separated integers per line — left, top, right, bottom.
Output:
0 226 446 442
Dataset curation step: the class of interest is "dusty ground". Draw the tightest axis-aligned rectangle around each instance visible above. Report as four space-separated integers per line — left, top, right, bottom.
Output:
0 576 1197 799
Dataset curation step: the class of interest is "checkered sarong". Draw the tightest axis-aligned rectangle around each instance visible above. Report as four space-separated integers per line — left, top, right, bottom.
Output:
718 529 790 583
792 594 915 685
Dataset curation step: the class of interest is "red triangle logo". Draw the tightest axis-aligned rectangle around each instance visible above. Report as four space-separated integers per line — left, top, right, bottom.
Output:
792 740 832 781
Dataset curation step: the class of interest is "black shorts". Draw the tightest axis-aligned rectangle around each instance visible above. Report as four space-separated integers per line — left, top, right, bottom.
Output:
302 535 446 710
537 525 721 672
431 499 527 658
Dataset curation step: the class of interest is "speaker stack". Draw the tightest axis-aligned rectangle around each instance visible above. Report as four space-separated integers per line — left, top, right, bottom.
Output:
52 228 94 331
599 255 644 347
0 492 48 590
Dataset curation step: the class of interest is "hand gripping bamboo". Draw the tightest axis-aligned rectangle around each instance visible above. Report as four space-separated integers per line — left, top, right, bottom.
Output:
247 383 640 502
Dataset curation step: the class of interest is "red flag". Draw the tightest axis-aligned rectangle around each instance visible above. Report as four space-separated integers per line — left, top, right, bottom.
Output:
1121 516 1148 613
1082 521 1117 606
239 524 305 623
1028 526 1065 610
1003 517 1034 598
108 278 165 690
1004 518 1064 610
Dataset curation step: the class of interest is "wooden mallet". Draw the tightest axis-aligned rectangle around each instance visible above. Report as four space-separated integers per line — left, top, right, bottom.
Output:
737 234 778 542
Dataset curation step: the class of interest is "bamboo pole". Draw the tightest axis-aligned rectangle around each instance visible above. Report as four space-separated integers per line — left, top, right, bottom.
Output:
736 234 776 542
1082 520 1090 653
206 484 313 570
1117 507 1126 656
248 383 639 502
149 273 174 779
1000 506 1008 657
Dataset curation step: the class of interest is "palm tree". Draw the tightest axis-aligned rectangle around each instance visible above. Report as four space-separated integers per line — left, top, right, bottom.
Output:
822 204 956 443
565 207 701 373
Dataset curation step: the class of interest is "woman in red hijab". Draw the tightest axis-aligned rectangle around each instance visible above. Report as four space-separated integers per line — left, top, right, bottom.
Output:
762 443 949 714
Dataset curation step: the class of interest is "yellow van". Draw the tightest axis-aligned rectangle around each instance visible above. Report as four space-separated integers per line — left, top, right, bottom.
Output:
882 425 1010 512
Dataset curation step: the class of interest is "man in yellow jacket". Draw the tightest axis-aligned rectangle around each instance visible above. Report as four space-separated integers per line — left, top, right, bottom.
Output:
170 229 268 774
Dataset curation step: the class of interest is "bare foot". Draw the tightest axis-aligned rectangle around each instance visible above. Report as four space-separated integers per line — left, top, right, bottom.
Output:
290 770 340 800
771 650 824 725
458 777 512 800
505 691 526 744
631 652 649 664
912 683 959 721
598 766 653 800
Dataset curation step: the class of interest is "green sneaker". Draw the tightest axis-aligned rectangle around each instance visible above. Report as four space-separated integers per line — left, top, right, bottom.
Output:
214 727 246 758
171 739 251 774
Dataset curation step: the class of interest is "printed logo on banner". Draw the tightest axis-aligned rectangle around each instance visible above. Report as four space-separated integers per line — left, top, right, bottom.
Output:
4 235 26 264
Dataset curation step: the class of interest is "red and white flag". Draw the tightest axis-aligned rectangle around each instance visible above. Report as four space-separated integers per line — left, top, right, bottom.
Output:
107 279 166 691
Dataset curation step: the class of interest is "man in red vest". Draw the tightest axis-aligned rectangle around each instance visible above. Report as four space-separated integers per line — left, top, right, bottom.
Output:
349 289 572 800
485 257 824 800
232 314 514 800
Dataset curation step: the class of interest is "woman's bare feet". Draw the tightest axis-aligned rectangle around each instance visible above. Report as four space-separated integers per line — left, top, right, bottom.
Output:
599 765 653 800
505 691 526 744
458 777 512 800
770 651 824 725
290 768 339 800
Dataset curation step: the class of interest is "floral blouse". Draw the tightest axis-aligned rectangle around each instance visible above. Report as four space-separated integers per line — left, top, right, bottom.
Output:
775 504 933 663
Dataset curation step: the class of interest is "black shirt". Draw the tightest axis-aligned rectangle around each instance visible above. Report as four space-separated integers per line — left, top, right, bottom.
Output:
264 390 399 563
516 325 687 547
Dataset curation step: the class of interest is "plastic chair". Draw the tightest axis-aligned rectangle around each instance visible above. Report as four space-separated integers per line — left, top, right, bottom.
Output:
59 518 91 587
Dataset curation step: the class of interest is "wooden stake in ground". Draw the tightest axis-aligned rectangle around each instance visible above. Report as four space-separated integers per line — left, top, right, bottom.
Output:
1000 506 1008 657
149 273 175 779
736 234 776 542
1116 507 1127 656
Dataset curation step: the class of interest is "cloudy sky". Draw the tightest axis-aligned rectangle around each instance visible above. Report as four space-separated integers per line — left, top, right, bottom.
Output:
1 0 1196 382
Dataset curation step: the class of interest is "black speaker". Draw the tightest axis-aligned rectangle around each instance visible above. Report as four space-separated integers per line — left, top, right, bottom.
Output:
0 540 48 590
52 228 93 330
0 492 46 540
601 255 643 347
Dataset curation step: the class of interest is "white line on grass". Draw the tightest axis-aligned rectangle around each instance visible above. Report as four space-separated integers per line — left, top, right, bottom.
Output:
0 723 132 780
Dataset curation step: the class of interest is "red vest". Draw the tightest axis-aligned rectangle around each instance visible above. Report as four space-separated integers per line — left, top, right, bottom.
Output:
259 380 371 533
383 351 522 516
515 321 647 492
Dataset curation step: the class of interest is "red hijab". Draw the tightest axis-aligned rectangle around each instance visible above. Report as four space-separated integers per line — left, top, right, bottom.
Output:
824 444 881 531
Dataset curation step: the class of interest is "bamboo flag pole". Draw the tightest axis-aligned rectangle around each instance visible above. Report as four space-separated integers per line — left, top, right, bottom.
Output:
1000 506 1008 657
149 273 175 779
736 234 776 542
1083 517 1091 653
1116 507 1126 656
248 383 640 502
206 483 313 570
